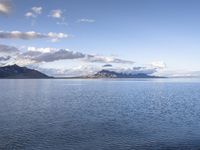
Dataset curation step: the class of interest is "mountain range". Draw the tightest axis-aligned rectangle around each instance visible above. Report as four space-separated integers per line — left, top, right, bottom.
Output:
0 65 164 79
89 69 163 78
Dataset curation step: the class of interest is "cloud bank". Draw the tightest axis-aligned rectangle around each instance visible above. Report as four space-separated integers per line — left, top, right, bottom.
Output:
0 45 134 65
84 55 134 64
0 31 68 42
22 49 85 63
0 56 11 61
0 44 19 54
0 44 168 77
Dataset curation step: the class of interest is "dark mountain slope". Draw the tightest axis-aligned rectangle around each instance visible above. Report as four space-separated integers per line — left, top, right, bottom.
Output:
0 64 51 79
92 69 164 78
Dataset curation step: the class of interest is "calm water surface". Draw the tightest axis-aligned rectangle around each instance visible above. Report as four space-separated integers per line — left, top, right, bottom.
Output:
1 79 200 150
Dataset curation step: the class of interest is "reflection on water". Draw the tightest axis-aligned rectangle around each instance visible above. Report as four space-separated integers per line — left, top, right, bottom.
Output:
0 79 200 150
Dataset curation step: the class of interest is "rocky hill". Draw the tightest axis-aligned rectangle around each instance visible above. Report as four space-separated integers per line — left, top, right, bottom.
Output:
0 64 51 79
91 69 163 78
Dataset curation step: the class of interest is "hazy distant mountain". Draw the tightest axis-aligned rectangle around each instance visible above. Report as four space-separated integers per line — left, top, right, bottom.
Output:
90 69 163 78
0 65 51 79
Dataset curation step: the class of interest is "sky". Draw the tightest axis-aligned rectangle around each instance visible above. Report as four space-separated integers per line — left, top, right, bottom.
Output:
0 0 200 77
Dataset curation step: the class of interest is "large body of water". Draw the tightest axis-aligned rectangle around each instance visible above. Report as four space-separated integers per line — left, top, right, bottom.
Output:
1 79 200 150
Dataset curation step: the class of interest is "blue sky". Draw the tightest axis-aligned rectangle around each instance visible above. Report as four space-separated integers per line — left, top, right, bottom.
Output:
0 0 200 77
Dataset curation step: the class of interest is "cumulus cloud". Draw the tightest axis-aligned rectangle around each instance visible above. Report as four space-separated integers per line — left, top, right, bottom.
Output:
0 45 84 66
25 12 36 18
0 45 142 76
37 65 158 77
49 9 63 19
126 67 157 75
52 65 99 77
103 66 157 76
20 46 134 64
32 7 42 15
29 65 99 77
0 0 11 15
49 9 67 26
48 32 68 42
25 6 42 18
77 18 95 23
0 31 68 42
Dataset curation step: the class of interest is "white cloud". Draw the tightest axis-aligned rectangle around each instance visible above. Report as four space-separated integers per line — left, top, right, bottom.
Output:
22 48 134 64
25 6 42 18
151 61 166 69
32 7 42 15
0 0 11 15
50 9 63 19
84 55 134 64
49 9 68 26
122 67 157 75
27 47 57 53
0 45 169 77
77 18 95 23
0 45 135 66
0 31 68 42
48 32 68 42
54 65 99 77
25 12 36 18
36 64 159 77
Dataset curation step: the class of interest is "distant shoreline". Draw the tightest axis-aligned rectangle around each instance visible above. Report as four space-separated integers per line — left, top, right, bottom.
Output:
1 77 200 79
0 77 167 79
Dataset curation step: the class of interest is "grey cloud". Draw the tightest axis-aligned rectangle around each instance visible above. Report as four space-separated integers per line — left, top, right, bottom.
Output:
0 56 11 61
0 44 136 69
21 48 133 64
103 64 112 67
111 58 134 64
85 55 134 64
22 49 85 62
35 65 157 77
22 51 42 57
0 44 19 54
0 31 68 41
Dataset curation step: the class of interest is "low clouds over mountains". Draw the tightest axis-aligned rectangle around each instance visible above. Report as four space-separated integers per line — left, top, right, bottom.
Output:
0 44 163 77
